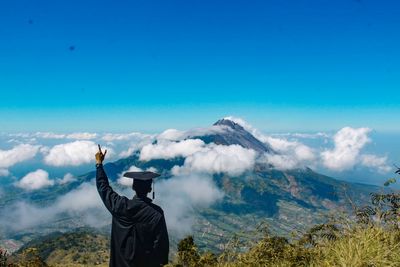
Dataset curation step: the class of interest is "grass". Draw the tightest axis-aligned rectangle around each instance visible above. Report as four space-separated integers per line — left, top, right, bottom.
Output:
167 224 400 267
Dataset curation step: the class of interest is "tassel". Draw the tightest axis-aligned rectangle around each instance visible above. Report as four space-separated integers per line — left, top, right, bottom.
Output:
152 180 155 199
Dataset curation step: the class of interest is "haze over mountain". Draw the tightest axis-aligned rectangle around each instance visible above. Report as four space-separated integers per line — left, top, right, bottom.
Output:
0 118 381 253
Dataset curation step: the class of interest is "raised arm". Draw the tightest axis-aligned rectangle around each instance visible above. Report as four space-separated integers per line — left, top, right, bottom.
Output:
96 145 127 216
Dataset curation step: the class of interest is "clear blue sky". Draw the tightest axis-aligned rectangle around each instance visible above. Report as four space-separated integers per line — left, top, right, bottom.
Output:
0 0 399 132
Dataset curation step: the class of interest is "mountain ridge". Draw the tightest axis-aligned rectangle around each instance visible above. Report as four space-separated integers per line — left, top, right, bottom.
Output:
189 118 273 154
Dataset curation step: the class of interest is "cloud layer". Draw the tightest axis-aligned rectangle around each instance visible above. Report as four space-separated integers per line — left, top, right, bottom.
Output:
321 127 372 171
261 136 316 170
0 144 40 169
140 139 205 161
15 169 55 191
43 141 112 166
155 174 224 237
224 117 390 174
172 144 257 176
31 132 97 140
0 181 108 231
0 119 392 180
117 165 143 187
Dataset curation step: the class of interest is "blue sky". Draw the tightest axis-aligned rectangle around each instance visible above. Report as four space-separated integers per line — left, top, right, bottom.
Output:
0 0 399 132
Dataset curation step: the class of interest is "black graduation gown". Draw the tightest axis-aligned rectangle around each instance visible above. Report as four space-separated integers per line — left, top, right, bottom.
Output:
96 164 169 267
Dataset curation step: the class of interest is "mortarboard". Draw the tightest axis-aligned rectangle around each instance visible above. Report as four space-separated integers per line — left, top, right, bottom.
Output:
123 171 160 199
123 171 160 181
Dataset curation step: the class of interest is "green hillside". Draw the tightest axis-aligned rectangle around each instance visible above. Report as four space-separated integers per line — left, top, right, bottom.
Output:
8 229 110 267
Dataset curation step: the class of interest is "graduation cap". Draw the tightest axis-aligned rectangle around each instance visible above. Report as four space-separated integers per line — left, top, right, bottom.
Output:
123 171 160 199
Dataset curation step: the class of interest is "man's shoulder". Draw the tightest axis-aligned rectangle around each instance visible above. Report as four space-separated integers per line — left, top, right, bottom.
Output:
130 197 165 216
148 202 165 217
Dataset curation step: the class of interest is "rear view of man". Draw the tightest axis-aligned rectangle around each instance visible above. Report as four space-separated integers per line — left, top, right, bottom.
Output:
95 145 169 267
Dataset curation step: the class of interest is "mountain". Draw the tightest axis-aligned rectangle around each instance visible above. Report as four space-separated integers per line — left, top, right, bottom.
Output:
77 119 376 250
0 119 378 255
194 118 273 153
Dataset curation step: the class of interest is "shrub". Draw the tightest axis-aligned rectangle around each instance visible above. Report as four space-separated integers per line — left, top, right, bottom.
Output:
0 248 8 267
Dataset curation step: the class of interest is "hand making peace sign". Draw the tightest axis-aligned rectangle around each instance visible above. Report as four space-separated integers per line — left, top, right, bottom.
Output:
95 144 107 164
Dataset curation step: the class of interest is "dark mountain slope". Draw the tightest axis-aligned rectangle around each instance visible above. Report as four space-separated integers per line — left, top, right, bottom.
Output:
190 119 273 153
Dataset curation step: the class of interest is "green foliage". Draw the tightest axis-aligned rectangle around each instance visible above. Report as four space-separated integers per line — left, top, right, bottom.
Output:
5 229 109 267
384 178 396 186
12 248 48 267
175 236 200 267
0 248 7 267
356 169 400 228
169 167 400 267
298 223 340 247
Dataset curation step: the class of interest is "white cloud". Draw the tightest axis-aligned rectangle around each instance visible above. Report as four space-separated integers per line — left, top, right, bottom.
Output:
0 144 40 168
34 132 66 139
291 132 330 139
265 137 315 161
0 169 10 177
44 141 113 166
146 167 158 173
321 127 371 171
361 154 391 173
65 132 97 140
263 126 389 173
140 123 257 176
102 132 153 142
8 133 31 138
223 116 323 154
261 136 316 170
118 146 139 158
0 202 53 231
100 132 155 158
157 129 186 141
33 132 97 140
117 166 142 187
140 139 205 161
222 117 390 174
262 154 303 171
221 117 316 171
271 132 330 139
118 139 155 158
15 169 55 191
57 173 77 185
172 144 257 176
55 182 103 212
155 174 224 237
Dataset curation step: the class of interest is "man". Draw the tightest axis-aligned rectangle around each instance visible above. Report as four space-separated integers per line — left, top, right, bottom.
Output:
95 145 169 267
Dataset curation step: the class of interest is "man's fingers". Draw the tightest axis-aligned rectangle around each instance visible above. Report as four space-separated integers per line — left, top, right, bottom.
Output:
98 144 102 154
104 150 107 157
